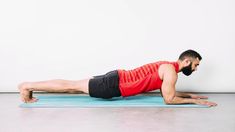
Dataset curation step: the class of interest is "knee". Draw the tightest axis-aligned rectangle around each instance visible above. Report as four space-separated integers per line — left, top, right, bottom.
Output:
54 79 76 89
52 79 68 86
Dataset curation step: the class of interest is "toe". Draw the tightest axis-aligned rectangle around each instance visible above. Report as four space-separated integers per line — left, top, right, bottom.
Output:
32 97 38 102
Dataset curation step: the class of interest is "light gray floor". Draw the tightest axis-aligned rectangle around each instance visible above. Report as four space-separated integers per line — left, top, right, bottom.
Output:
0 93 234 132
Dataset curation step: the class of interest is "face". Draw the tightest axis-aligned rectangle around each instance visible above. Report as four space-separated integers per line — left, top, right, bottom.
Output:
182 58 200 76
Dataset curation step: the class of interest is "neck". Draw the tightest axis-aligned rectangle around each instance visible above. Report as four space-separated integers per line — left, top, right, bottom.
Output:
177 60 183 72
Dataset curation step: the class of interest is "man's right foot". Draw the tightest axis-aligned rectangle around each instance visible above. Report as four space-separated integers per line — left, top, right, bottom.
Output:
18 83 38 103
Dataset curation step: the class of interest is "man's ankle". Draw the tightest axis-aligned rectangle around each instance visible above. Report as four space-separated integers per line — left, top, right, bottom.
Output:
19 82 32 91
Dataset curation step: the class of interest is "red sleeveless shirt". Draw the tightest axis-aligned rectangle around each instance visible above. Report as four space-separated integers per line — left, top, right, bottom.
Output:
118 61 179 97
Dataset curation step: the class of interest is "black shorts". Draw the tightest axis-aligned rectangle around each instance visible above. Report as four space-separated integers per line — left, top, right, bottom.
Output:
88 70 121 99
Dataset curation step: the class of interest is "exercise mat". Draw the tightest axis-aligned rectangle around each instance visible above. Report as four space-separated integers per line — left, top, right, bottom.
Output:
20 95 208 108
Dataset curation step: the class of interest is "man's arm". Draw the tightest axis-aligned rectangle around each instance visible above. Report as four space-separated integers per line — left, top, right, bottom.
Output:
176 92 209 99
175 92 191 98
160 65 217 107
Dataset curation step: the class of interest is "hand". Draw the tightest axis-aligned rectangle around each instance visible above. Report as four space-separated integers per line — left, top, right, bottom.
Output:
195 99 217 107
189 94 208 99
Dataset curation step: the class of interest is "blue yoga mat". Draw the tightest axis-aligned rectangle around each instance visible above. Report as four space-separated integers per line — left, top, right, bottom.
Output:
19 95 208 108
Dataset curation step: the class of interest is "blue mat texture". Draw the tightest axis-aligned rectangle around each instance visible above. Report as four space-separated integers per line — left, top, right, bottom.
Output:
20 95 208 108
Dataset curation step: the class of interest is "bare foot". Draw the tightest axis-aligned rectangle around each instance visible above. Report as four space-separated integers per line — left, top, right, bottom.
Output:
18 83 38 103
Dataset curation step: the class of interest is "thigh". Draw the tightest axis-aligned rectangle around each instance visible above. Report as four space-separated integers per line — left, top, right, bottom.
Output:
74 78 92 94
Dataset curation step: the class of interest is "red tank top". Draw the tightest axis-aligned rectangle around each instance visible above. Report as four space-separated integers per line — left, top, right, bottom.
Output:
118 61 179 97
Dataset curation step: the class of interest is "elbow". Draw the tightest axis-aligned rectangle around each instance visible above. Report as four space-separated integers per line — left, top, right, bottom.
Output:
164 100 173 105
164 97 175 105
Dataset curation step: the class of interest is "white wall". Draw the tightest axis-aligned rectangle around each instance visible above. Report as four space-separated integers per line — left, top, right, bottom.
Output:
0 0 234 92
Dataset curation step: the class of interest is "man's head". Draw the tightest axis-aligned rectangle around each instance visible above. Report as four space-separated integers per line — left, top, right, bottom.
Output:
178 49 202 76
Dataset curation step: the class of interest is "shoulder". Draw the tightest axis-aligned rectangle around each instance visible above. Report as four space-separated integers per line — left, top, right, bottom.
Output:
158 64 177 80
159 64 176 74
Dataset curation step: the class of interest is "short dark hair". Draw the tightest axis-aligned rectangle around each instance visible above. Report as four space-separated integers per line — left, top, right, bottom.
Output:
178 49 202 61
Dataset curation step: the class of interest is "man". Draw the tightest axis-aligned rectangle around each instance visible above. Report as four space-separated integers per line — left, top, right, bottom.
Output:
19 49 217 107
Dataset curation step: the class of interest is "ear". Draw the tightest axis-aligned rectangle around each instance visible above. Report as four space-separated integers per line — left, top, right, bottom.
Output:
183 58 191 66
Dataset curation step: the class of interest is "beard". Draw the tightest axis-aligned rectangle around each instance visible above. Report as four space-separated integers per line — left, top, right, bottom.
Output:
182 62 194 76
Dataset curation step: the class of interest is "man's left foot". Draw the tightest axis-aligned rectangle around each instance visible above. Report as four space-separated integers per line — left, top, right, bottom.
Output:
18 83 38 103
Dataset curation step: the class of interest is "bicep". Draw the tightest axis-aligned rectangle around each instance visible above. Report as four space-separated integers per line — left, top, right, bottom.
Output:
161 66 177 103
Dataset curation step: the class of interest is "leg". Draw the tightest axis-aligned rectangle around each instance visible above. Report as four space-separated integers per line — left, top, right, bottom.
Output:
18 78 91 103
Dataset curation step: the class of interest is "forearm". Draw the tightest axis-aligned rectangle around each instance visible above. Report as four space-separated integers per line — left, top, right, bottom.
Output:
175 92 192 98
165 96 197 105
164 96 217 107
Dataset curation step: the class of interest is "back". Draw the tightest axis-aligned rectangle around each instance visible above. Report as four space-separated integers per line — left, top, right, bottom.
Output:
118 61 179 97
